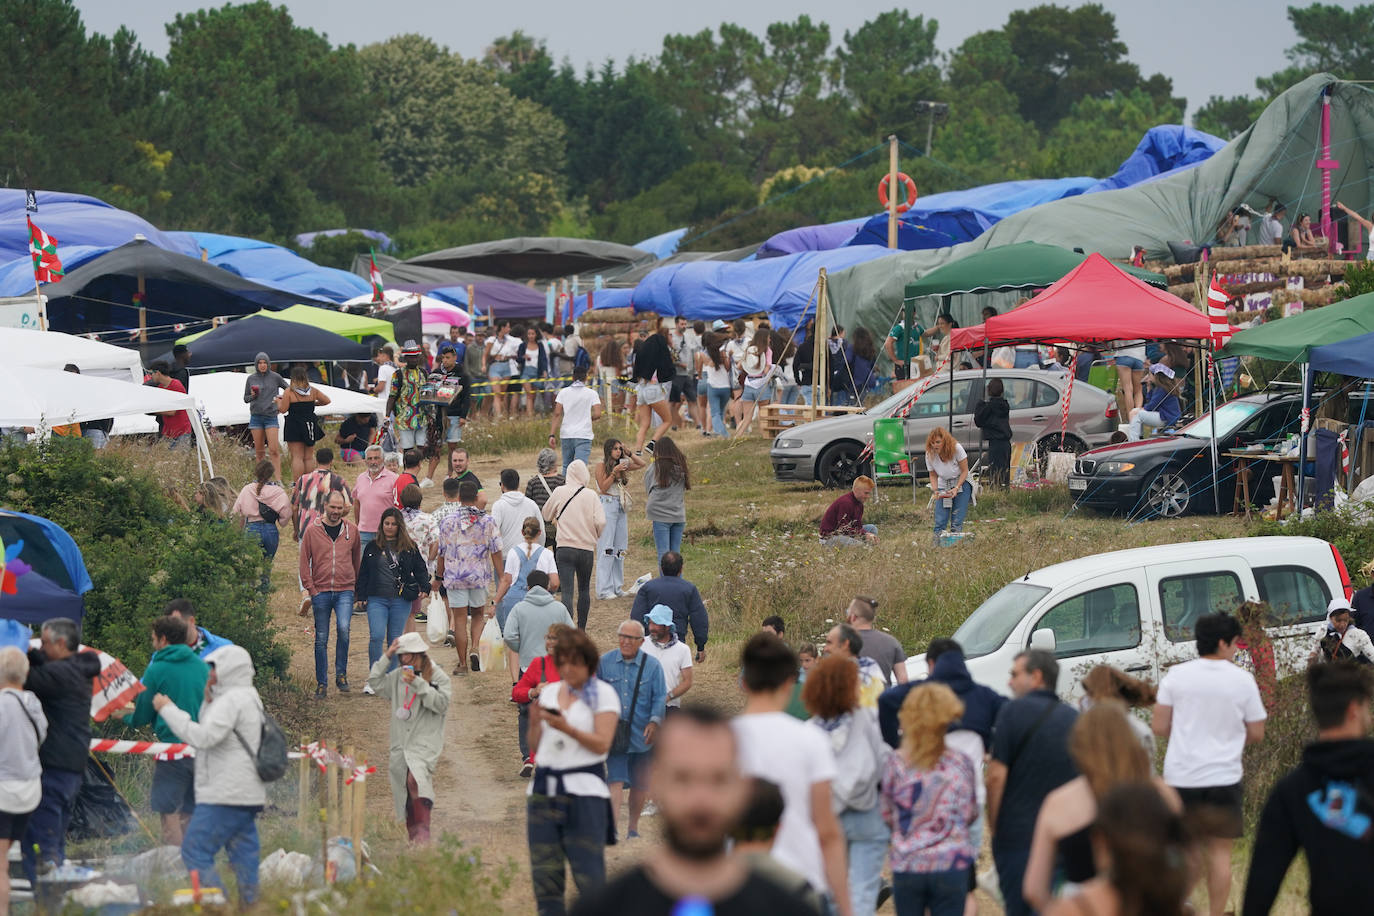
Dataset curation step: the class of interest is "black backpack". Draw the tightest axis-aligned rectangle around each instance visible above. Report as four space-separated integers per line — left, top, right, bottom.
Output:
573 346 592 371
236 706 290 782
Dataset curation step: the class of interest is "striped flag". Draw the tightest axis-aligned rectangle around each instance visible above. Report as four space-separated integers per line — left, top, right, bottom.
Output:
1340 430 1350 477
369 247 384 302
27 215 64 283
1207 276 1232 346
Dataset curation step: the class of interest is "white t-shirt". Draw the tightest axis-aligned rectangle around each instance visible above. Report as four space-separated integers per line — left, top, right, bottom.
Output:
375 363 396 399
491 493 545 553
555 383 602 440
946 728 987 806
642 639 693 706
529 679 620 798
926 442 968 490
704 359 732 389
502 543 557 582
733 711 838 891
1158 657 1266 788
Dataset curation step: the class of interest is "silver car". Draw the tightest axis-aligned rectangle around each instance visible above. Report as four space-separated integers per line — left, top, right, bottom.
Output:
770 368 1117 488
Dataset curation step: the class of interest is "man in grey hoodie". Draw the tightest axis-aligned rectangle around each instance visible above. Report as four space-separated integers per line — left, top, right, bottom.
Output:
154 646 267 906
243 353 286 465
502 570 573 773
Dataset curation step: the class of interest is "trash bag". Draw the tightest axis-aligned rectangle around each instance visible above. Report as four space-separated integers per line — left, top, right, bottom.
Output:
68 758 136 841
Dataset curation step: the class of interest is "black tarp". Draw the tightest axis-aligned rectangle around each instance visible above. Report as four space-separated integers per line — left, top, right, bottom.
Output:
40 239 333 342
405 237 651 280
162 315 371 369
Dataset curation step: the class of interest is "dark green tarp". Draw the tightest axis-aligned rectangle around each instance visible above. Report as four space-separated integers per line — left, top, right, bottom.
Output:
1219 292 1374 363
902 242 1166 299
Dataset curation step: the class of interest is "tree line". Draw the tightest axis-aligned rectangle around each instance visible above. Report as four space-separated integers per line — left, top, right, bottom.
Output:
1 1 1369 266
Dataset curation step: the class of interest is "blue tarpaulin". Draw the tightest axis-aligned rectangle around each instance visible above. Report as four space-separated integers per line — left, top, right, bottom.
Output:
572 287 635 318
630 246 899 328
757 218 868 258
0 245 112 296
1083 125 1223 193
295 228 394 252
166 232 372 303
633 228 688 260
1 189 200 265
1310 331 1374 378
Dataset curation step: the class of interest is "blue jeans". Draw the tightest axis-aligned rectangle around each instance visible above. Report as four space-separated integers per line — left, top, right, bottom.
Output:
706 385 732 436
527 793 607 916
181 803 261 905
841 806 889 916
933 481 972 535
893 868 970 916
596 495 627 598
82 428 109 449
360 530 376 547
21 767 82 885
825 523 877 547
560 437 591 473
245 520 279 560
312 590 353 685
367 595 412 670
651 521 684 568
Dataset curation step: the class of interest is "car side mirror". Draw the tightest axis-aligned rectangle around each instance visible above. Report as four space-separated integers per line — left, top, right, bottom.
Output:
1029 628 1056 653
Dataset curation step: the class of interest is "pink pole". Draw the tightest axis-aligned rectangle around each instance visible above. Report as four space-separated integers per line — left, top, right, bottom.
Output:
1317 87 1340 257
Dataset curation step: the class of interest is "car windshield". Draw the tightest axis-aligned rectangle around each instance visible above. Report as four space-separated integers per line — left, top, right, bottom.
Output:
951 581 1052 659
1174 400 1263 439
865 386 918 417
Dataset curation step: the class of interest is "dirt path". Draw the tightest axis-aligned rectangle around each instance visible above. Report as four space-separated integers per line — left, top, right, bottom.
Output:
268 436 722 911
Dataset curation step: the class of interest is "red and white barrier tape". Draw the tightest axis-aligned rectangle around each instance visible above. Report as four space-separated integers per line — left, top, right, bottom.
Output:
89 739 329 763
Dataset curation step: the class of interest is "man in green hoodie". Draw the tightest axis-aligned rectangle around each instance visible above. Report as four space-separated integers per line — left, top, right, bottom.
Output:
129 615 209 845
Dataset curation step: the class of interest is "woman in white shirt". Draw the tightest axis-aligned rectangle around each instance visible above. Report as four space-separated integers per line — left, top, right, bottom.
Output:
526 627 619 915
0 647 46 913
701 333 734 437
493 516 560 630
735 328 774 438
925 427 971 538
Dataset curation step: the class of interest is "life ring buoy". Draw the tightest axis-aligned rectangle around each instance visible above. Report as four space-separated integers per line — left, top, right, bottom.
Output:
877 173 918 214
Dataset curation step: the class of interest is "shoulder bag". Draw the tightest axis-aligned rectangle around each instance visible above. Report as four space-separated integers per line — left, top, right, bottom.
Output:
549 486 586 549
609 658 646 756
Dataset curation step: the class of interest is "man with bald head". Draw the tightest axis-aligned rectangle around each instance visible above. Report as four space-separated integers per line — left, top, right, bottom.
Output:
597 619 666 840
570 706 821 915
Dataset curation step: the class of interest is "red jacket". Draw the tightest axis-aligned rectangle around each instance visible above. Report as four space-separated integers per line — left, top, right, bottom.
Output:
511 655 561 704
819 491 865 538
298 517 362 596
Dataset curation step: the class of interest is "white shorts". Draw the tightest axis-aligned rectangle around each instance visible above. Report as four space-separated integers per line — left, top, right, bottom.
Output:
637 381 670 406
397 427 427 450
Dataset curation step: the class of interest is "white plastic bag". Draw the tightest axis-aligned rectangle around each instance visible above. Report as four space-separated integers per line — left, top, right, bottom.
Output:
478 617 504 671
424 592 447 644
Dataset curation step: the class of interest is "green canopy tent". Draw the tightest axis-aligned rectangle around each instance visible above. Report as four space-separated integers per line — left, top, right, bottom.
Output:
177 304 396 346
1220 292 1374 509
830 75 1374 341
903 242 1167 300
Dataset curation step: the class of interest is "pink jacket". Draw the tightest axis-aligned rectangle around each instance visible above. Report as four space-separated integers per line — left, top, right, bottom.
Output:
299 517 362 596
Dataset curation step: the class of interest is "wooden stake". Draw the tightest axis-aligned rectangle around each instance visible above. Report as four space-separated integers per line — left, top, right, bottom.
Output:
341 744 355 840
327 739 340 840
813 269 830 419
296 751 310 840
352 761 366 874
137 270 147 344
886 135 899 250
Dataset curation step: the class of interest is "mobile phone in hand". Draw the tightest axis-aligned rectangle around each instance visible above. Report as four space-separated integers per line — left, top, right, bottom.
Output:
543 706 563 717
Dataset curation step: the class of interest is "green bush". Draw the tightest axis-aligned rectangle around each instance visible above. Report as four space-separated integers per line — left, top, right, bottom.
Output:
1 438 287 678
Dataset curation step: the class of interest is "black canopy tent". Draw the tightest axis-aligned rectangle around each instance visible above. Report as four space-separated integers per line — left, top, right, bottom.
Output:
161 315 372 369
404 237 651 280
39 240 332 342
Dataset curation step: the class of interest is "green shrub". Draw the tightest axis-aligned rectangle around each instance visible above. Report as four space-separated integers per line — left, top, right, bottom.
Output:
1 438 286 677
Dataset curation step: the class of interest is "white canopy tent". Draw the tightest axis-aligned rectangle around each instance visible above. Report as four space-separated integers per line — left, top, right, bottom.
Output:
0 366 213 476
5 327 143 385
111 371 385 441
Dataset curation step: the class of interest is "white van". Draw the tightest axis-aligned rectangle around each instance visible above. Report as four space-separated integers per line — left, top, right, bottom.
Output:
904 536 1356 698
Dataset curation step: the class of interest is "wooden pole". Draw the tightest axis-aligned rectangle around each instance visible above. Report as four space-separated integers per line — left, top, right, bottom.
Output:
352 762 366 874
296 752 310 840
137 270 147 344
886 135 899 250
467 284 477 328
340 744 354 844
813 268 830 419
1194 263 1208 418
32 277 46 331
327 739 340 840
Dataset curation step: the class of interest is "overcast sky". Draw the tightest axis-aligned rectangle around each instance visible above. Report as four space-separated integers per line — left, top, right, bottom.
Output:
75 0 1308 123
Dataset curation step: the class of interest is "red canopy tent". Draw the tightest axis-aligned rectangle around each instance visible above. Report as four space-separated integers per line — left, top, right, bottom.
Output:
948 253 1210 348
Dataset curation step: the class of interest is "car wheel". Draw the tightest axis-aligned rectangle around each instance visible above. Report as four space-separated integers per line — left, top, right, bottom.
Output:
817 442 869 489
1138 467 1194 519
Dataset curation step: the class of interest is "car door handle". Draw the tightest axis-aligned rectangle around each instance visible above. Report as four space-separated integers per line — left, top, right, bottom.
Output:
1124 665 1151 673
951 420 968 428
1031 415 1047 422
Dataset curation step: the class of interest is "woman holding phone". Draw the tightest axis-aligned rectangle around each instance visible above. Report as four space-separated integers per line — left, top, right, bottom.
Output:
594 438 645 599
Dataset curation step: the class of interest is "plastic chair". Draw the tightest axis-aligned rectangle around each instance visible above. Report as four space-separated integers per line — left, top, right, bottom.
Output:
872 417 919 504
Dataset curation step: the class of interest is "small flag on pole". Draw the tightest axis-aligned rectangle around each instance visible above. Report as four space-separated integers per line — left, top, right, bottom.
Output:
27 216 64 283
1340 430 1351 477
25 189 37 212
1207 277 1232 346
369 248 384 303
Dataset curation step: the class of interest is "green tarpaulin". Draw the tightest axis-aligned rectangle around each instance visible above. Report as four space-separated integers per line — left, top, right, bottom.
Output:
830 75 1374 341
178 304 395 345
1219 292 1374 363
903 242 1166 299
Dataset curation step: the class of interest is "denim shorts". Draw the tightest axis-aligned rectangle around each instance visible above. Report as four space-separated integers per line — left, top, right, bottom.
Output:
397 426 426 450
637 381 669 406
1114 355 1144 370
444 415 463 443
521 366 540 381
489 362 513 380
741 383 770 402
606 751 652 788
248 413 278 430
447 586 488 610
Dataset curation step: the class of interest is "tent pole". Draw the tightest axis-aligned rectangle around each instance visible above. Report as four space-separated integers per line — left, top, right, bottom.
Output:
979 343 989 469
1208 342 1220 515
813 269 829 418
947 348 954 433
886 135 899 249
1298 363 1311 516
1353 381 1371 492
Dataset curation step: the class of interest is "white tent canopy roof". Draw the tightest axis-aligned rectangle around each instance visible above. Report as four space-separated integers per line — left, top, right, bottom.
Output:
5 327 143 386
0 366 190 428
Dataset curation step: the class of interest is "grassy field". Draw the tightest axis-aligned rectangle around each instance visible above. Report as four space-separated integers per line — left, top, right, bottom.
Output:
71 414 1320 913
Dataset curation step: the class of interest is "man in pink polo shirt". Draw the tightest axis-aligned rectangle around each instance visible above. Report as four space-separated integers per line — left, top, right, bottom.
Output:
352 444 398 547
